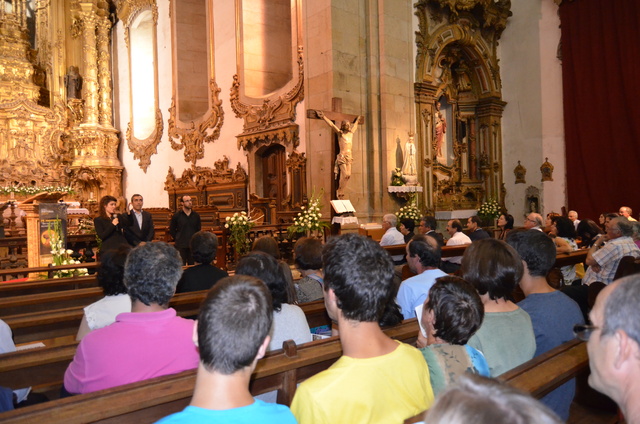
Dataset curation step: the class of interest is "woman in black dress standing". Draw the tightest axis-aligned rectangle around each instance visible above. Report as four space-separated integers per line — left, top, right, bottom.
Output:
94 195 128 257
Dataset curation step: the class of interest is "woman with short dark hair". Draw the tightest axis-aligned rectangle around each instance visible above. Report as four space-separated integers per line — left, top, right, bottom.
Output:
462 239 535 377
417 276 489 395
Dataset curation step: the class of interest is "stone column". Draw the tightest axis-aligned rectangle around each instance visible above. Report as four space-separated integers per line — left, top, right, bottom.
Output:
96 14 113 127
477 98 506 202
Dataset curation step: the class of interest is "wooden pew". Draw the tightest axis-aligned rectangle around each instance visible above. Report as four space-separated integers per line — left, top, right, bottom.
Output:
0 320 418 424
0 274 98 297
498 338 588 398
0 298 333 395
404 339 589 423
0 287 104 317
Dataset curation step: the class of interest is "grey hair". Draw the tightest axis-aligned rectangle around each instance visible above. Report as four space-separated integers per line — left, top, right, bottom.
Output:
383 214 397 227
528 213 543 227
632 221 640 241
425 374 562 424
124 242 183 306
602 275 640 346
612 217 634 237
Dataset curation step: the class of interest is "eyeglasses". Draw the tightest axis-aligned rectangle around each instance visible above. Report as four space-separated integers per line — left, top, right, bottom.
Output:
573 324 600 341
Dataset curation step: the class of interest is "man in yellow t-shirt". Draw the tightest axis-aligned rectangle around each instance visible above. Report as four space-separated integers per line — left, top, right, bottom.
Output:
291 234 434 424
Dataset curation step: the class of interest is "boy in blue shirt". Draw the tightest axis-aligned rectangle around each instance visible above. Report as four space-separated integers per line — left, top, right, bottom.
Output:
156 275 296 424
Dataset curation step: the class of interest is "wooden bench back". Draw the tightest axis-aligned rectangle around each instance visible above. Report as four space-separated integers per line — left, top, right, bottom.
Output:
0 320 418 424
404 339 589 423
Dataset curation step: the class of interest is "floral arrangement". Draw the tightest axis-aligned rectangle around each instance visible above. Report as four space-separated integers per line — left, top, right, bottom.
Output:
396 202 421 225
0 185 74 197
391 168 405 186
48 220 88 278
288 193 329 236
477 199 501 219
225 211 255 256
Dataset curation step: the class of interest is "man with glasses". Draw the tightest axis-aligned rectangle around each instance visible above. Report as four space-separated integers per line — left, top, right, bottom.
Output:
523 213 543 231
577 275 640 424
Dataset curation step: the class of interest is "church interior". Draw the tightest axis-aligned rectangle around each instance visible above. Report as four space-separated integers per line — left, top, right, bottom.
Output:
1 0 637 230
0 0 638 421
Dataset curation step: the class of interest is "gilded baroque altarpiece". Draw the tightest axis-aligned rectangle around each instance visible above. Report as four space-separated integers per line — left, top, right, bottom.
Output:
414 0 511 212
0 0 121 203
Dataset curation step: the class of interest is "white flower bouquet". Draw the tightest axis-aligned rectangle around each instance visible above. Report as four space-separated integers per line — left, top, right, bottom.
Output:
396 202 421 226
477 199 501 220
225 211 255 256
288 193 329 237
49 220 88 278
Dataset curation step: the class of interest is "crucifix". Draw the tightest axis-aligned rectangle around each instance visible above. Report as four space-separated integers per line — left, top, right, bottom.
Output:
307 98 364 200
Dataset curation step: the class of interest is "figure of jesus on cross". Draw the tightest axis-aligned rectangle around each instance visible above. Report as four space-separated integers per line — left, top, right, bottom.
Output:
317 111 360 199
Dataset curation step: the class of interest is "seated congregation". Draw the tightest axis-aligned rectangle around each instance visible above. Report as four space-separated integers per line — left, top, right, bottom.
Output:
1 208 639 423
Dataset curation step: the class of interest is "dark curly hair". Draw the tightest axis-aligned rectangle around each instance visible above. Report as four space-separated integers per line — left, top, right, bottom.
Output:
97 245 130 296
426 276 484 345
124 242 183 306
552 216 576 239
322 234 394 322
98 195 117 219
235 251 288 311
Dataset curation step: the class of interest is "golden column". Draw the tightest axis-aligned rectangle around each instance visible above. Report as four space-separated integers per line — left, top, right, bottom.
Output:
78 5 99 125
96 13 114 127
67 2 123 203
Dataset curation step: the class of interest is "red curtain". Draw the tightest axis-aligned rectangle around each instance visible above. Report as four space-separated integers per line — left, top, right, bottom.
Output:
560 0 640 221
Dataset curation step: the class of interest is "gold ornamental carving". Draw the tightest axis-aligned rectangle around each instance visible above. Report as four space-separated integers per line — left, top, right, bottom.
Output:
231 47 305 146
168 79 225 164
164 157 248 192
117 0 159 45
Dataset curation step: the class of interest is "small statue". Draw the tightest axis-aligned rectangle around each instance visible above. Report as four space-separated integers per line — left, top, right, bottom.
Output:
540 157 554 182
402 132 417 177
434 102 447 159
64 66 83 100
514 160 526 184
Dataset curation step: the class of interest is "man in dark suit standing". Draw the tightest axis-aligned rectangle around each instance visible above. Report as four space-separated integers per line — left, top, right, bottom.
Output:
124 194 155 247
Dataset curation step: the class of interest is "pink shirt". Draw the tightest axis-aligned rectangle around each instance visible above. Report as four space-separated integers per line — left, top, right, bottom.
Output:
64 308 198 394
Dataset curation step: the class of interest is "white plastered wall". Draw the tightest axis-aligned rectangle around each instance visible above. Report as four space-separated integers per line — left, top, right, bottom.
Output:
500 0 566 225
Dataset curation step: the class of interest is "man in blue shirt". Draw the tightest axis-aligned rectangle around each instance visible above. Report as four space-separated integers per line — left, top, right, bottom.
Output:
155 275 296 424
396 234 447 319
507 230 584 421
